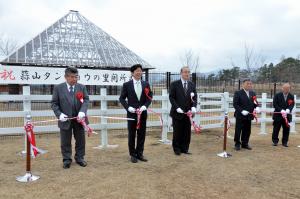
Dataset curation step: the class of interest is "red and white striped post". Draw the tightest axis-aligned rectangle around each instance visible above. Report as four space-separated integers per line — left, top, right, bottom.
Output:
16 115 40 182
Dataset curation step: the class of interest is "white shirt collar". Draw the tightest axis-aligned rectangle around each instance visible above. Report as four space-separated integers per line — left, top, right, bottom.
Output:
181 78 188 85
243 88 249 95
66 82 74 90
133 78 141 84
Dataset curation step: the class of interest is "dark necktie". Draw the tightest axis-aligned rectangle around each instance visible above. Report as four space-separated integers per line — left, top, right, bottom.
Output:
69 86 74 96
184 81 188 94
284 94 287 102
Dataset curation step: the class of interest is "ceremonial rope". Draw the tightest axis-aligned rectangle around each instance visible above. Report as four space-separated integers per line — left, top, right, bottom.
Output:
249 110 291 127
185 111 201 134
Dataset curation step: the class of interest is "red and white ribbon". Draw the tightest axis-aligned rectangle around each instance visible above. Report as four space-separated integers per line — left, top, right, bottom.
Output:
280 112 290 128
147 108 163 133
252 96 259 105
77 117 97 137
186 111 201 134
24 122 45 157
135 108 142 130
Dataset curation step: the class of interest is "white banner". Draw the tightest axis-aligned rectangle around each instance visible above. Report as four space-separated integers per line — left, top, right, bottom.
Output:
0 65 131 85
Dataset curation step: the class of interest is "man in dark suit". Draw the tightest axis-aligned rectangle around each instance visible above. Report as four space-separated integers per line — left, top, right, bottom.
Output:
119 64 152 163
51 67 89 169
233 78 259 151
169 66 197 155
272 83 294 147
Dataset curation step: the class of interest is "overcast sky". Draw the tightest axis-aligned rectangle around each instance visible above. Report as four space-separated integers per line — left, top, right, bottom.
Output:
0 0 300 72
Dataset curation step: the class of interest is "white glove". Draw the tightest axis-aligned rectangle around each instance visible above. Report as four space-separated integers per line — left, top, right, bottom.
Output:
285 109 290 114
241 110 249 116
176 108 184 114
78 112 85 120
255 107 261 113
191 107 196 113
59 113 68 122
128 106 136 113
281 109 286 114
140 105 147 112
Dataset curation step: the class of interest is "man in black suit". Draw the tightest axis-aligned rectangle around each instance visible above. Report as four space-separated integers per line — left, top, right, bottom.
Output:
169 66 197 155
51 67 89 169
272 83 294 147
119 64 152 163
233 78 259 151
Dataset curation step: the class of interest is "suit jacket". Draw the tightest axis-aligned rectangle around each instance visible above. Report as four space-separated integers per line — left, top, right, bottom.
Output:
169 80 197 120
233 89 257 120
119 79 152 117
273 92 294 122
51 82 89 130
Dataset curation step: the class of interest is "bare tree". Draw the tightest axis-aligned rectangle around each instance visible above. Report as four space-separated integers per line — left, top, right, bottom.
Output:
180 49 200 73
244 42 266 74
0 33 19 59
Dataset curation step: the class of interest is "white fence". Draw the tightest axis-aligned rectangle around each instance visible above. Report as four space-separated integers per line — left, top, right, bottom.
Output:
0 86 298 146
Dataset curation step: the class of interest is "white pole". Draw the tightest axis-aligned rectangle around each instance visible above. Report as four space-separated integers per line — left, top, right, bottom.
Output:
94 88 118 149
20 86 31 156
290 95 297 133
159 89 171 144
260 93 267 135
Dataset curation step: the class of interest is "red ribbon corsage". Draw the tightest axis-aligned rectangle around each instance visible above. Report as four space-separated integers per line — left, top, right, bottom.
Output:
144 86 152 100
288 99 294 106
76 92 84 103
252 96 258 105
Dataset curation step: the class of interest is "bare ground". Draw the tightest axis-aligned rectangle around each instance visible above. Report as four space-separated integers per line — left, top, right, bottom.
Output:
0 125 300 199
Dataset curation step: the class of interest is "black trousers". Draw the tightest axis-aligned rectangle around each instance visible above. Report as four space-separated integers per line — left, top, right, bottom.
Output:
60 120 85 163
234 118 252 146
127 113 147 157
272 119 290 144
172 116 191 153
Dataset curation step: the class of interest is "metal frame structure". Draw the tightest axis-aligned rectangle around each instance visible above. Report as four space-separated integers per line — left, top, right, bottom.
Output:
2 10 151 69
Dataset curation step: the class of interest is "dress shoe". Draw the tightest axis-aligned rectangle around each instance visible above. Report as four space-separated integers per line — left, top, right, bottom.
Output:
174 151 181 155
137 155 148 162
282 143 288 147
130 156 138 163
242 145 252 150
273 143 278 146
63 161 71 169
76 160 87 167
234 145 241 151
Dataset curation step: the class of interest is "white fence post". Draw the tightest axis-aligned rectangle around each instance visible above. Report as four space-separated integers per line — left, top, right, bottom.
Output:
198 94 202 127
290 95 297 133
223 92 229 113
94 88 118 149
159 89 171 144
260 93 267 135
20 86 31 156
223 92 233 139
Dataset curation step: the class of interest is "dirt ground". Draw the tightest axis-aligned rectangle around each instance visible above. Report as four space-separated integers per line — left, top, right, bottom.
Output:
0 125 300 199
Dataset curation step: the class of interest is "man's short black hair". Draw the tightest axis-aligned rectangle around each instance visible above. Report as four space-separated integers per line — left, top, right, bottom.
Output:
242 78 251 83
130 64 143 73
65 67 78 75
